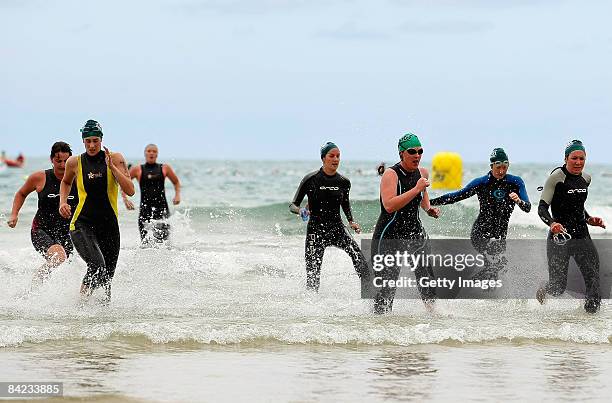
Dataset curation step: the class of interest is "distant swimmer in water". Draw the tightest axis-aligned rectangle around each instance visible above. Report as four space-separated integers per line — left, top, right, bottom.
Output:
122 144 181 243
372 133 440 314
7 142 79 284
59 120 135 304
376 162 386 176
430 148 531 280
537 140 605 314
289 142 369 291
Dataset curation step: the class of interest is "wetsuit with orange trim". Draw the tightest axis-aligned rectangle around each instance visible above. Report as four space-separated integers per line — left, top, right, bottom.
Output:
69 151 120 298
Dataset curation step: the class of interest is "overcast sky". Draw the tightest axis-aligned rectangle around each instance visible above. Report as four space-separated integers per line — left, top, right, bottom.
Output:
1 0 611 163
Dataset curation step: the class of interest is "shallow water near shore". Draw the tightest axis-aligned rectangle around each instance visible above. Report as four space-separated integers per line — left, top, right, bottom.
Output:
1 159 611 401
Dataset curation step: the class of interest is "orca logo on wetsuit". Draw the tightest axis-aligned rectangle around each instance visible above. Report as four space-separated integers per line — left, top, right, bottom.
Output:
47 194 75 199
567 189 587 194
319 186 340 191
492 189 506 200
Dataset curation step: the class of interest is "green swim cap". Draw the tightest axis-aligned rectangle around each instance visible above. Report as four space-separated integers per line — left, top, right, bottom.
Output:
398 133 421 152
81 119 103 139
489 147 508 163
320 142 338 158
565 139 585 157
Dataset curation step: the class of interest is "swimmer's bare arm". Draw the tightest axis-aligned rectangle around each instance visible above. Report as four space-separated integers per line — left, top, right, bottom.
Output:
163 164 181 205
121 165 140 210
418 168 440 218
380 168 429 214
8 171 45 227
106 148 135 196
59 156 78 219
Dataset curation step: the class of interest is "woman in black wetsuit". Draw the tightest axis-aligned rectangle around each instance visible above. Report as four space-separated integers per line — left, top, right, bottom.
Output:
7 142 78 283
59 120 135 303
289 142 368 291
122 144 181 243
372 133 440 314
537 140 606 313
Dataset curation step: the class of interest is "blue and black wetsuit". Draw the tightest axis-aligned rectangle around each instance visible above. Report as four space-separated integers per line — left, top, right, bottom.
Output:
430 172 531 277
31 169 78 256
290 168 368 291
70 151 120 300
538 166 600 312
138 163 170 241
372 163 435 313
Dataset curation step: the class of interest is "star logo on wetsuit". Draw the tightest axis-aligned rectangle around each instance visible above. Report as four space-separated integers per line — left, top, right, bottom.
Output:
492 189 506 200
88 171 103 180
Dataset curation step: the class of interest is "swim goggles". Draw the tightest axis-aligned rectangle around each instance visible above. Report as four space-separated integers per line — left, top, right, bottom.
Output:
404 148 424 155
492 161 509 167
552 230 572 246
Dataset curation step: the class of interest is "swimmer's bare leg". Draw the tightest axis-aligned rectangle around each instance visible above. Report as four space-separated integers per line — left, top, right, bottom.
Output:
31 244 67 289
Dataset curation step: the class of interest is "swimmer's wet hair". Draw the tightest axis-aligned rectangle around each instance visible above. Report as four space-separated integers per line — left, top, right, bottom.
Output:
50 141 72 159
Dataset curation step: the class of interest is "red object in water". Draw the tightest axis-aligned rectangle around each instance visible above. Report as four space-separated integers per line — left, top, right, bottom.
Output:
5 154 25 167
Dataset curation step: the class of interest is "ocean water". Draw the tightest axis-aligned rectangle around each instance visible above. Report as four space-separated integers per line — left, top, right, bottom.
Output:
1 158 611 402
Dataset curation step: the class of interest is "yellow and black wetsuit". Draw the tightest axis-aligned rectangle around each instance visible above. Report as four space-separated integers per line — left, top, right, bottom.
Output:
69 151 120 299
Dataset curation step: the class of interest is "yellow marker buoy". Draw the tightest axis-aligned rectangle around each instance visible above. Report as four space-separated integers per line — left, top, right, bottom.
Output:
432 152 462 190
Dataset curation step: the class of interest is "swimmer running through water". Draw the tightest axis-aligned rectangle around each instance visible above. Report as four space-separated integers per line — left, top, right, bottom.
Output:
537 140 605 313
59 120 135 303
122 144 181 243
290 142 369 291
7 142 79 284
371 133 440 314
430 147 531 280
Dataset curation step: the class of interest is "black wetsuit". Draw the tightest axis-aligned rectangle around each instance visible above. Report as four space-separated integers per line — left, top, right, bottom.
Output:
372 163 435 313
70 151 120 299
138 163 170 241
290 168 368 291
430 172 531 277
538 166 600 311
31 169 78 256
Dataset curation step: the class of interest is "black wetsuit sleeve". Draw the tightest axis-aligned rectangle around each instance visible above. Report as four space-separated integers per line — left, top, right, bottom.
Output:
538 170 563 226
341 179 354 222
515 176 531 213
430 176 482 206
538 200 554 227
289 171 315 214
